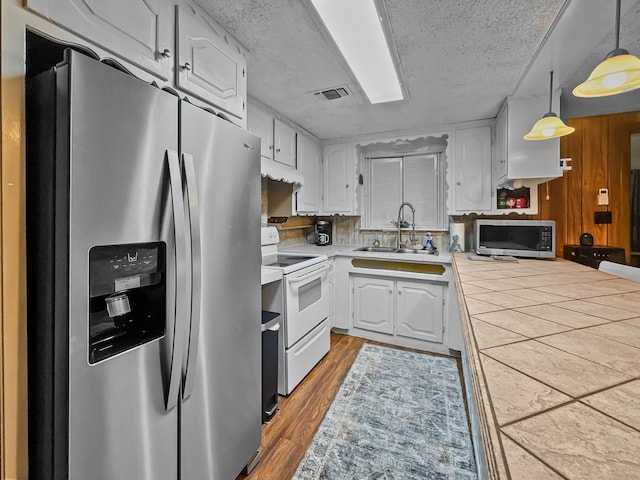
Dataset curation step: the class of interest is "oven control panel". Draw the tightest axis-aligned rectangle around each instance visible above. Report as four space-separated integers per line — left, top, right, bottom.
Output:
261 226 279 246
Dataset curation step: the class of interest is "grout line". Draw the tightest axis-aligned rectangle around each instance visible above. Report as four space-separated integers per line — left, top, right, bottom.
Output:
500 430 571 480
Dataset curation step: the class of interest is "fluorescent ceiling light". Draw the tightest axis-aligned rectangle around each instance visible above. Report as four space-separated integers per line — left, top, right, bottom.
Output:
311 0 404 104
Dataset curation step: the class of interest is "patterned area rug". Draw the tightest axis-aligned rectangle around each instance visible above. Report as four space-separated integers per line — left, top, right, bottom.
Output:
293 344 477 479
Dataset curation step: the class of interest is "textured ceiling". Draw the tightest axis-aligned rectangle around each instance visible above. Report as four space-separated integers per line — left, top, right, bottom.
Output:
194 0 640 140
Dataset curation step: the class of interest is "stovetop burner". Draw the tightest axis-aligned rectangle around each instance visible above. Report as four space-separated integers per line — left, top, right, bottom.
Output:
262 254 317 268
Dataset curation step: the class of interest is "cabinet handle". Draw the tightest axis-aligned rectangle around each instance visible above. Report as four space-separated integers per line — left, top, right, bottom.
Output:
269 145 274 150
276 148 281 153
183 63 192 71
388 289 393 294
456 181 462 186
161 49 172 58
346 184 349 188
398 290 402 294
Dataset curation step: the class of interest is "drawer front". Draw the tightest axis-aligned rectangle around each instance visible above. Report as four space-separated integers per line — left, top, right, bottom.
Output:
282 319 330 395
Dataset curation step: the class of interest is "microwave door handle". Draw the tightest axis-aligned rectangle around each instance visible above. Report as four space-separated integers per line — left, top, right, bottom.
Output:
181 153 201 400
165 150 189 411
287 265 328 287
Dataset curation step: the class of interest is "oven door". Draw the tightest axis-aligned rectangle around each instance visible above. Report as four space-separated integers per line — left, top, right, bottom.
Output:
284 262 330 347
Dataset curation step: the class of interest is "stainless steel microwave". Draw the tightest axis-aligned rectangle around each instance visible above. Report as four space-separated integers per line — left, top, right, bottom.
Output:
475 219 556 258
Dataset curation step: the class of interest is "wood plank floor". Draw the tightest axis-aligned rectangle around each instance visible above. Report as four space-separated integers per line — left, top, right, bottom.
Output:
236 333 465 480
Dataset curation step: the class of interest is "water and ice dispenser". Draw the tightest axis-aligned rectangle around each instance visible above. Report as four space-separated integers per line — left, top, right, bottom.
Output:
89 242 166 364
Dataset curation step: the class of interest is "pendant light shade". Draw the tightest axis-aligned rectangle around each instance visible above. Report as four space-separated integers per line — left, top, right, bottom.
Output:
524 71 575 141
572 50 640 97
524 113 576 140
573 0 640 97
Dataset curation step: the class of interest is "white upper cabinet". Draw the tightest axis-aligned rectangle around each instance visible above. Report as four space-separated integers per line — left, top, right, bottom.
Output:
273 119 296 168
26 0 247 121
452 126 492 212
496 96 561 183
247 104 297 167
296 134 322 213
323 143 356 215
175 4 247 120
247 104 275 159
26 0 173 80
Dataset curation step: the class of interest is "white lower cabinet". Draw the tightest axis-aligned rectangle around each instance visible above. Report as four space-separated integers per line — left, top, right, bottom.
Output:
353 276 395 334
352 275 444 343
396 281 443 343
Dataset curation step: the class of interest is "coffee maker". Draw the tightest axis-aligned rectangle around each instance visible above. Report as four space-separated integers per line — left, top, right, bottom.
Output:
315 220 332 246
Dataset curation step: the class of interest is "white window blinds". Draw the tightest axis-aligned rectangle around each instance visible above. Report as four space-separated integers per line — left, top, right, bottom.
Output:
369 157 401 227
364 153 444 230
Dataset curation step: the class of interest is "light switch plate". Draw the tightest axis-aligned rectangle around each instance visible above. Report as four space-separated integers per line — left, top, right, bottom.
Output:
597 188 609 205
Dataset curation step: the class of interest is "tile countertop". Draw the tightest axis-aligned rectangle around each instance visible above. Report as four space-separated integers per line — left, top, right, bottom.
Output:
452 253 640 480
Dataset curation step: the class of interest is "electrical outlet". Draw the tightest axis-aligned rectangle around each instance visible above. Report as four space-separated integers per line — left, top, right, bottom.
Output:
597 188 609 206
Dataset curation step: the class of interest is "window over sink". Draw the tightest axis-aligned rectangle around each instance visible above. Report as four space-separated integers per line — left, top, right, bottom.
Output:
357 135 448 231
361 152 446 230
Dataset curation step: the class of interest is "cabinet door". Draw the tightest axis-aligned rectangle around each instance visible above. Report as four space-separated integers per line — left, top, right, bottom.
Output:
323 144 355 214
247 105 274 159
352 276 394 334
26 0 173 80
396 280 443 343
327 259 335 328
176 4 247 120
273 119 296 167
506 96 560 179
495 104 508 184
296 134 321 213
453 126 492 212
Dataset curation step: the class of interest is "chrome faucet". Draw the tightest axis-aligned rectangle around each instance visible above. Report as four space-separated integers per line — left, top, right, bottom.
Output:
394 202 416 249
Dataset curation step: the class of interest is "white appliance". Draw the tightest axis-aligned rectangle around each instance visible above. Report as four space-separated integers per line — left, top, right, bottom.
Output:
261 227 330 394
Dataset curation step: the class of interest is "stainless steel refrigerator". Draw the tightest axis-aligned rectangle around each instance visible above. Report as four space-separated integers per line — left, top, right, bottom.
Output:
26 49 261 480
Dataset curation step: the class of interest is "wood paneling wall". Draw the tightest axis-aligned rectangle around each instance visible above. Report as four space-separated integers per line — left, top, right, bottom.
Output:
537 111 640 262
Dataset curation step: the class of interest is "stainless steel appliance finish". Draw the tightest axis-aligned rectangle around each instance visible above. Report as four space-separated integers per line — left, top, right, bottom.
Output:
26 50 261 480
475 219 556 259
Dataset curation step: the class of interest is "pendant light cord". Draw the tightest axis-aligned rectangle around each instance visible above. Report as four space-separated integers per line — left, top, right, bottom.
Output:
615 0 621 50
548 71 554 113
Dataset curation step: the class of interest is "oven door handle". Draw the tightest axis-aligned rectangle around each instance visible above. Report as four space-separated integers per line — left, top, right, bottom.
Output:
287 265 329 285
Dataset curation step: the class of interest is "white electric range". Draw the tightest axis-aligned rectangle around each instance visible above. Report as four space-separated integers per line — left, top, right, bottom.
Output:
261 227 330 395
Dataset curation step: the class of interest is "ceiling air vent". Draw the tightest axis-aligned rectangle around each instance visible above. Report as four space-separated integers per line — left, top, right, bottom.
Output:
313 85 350 101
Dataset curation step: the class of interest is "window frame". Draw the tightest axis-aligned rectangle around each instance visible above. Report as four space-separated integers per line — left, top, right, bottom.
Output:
362 152 447 231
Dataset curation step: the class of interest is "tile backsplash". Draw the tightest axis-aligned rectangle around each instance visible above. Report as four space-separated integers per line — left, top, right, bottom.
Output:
274 212 532 251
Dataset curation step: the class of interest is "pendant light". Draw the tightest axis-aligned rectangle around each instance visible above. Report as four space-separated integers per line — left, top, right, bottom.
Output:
573 0 640 97
524 71 575 141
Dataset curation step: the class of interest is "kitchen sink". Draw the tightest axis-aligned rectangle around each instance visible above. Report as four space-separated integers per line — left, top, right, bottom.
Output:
353 246 397 253
353 246 438 255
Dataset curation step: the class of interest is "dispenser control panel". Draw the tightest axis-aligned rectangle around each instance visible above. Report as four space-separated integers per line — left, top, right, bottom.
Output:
88 242 166 364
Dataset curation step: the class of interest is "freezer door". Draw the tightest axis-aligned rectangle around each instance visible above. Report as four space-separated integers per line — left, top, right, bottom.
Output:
179 100 262 480
64 52 180 480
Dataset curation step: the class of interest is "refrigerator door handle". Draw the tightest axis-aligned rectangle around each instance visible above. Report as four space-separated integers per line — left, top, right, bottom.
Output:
181 152 202 399
165 149 189 410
